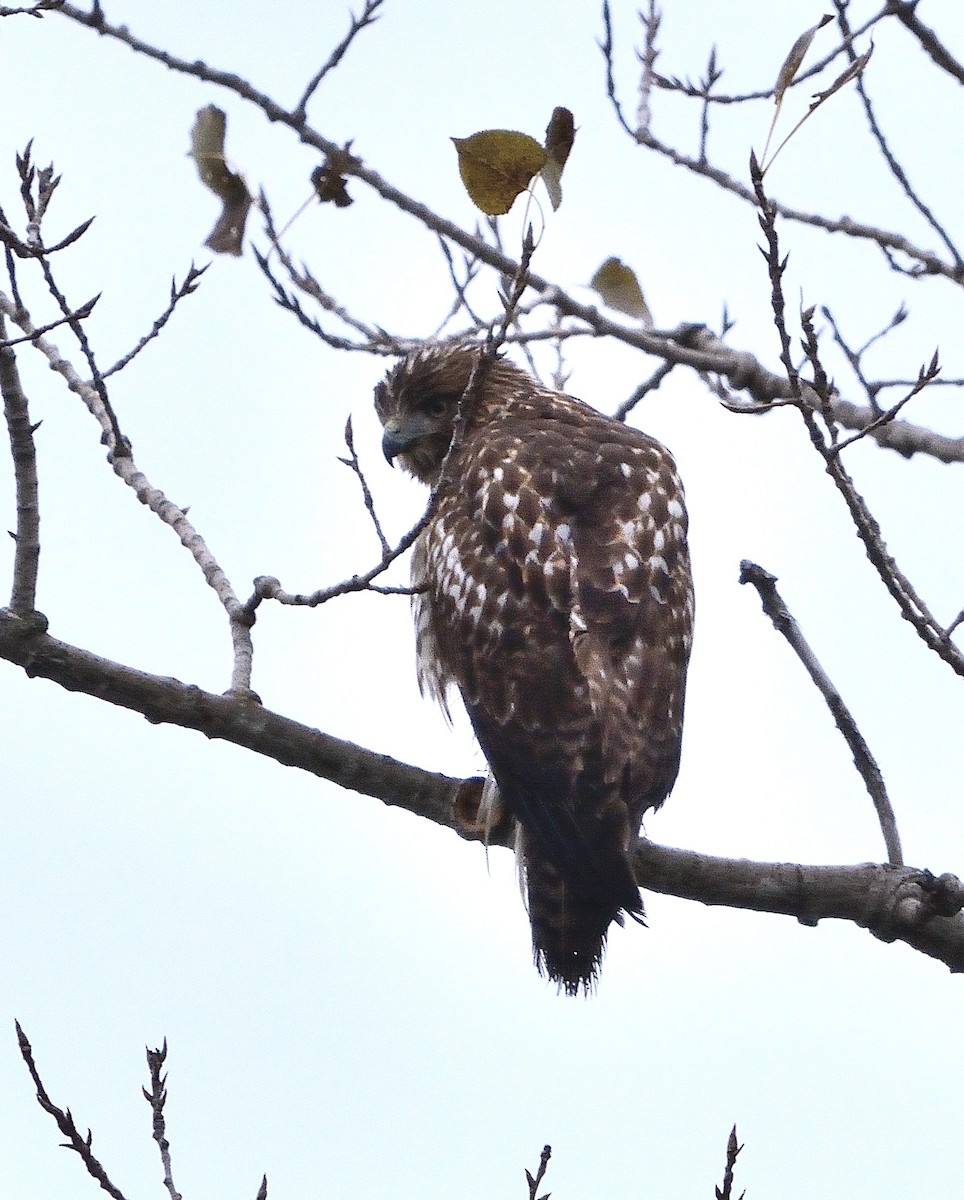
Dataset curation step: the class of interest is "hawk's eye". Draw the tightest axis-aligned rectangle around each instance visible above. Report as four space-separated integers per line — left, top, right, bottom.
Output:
423 395 450 418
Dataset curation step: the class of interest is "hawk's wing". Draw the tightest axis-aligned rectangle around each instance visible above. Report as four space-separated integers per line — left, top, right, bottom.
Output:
414 399 692 823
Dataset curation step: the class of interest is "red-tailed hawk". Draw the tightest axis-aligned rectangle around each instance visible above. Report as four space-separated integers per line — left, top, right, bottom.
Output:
375 342 693 993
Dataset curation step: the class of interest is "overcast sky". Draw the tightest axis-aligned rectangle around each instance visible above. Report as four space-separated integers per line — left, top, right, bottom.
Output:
3 3 964 1197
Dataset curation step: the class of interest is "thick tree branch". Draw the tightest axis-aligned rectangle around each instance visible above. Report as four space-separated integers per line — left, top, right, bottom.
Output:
0 607 461 828
2 607 962 970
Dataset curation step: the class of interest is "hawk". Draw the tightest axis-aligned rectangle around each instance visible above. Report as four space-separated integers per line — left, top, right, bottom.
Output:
375 342 693 994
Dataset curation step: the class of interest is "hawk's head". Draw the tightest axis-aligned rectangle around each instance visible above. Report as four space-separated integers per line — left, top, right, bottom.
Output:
374 341 485 485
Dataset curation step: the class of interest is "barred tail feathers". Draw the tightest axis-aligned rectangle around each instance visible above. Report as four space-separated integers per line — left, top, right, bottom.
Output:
517 824 644 996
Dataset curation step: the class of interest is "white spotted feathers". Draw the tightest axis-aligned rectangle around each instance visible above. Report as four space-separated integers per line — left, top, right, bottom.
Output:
375 342 694 994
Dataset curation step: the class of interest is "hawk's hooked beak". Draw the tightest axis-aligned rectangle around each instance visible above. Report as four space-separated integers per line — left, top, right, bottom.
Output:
380 412 437 465
381 423 411 466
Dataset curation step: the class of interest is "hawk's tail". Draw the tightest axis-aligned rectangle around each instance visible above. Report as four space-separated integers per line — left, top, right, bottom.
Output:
519 828 644 996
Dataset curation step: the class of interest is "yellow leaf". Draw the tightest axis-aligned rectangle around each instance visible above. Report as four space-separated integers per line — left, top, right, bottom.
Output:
541 106 575 210
189 105 252 255
590 257 653 325
452 130 547 216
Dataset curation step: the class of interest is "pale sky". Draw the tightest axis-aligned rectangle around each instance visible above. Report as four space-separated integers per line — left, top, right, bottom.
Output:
2 3 964 1197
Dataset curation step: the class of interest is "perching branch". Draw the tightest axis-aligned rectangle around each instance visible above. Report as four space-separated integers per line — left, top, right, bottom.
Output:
2 608 964 971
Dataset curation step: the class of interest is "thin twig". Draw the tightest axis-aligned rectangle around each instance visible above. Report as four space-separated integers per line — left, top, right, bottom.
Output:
636 0 661 139
614 359 676 421
887 0 964 85
599 2 634 137
525 1145 552 1200
143 1040 182 1200
15 1021 131 1200
0 313 41 612
752 162 964 680
829 351 939 455
339 415 390 556
0 293 256 691
740 560 903 866
714 1126 745 1200
292 0 384 120
697 45 721 164
0 0 64 14
103 264 207 379
652 7 888 102
636 128 961 284
15 144 130 457
0 295 98 345
433 235 484 331
835 0 963 269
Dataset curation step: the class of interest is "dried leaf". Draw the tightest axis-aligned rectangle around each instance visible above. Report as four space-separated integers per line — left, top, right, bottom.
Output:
590 257 653 325
762 37 873 175
774 14 833 105
452 129 547 216
541 106 575 210
189 105 252 256
311 143 358 208
811 41 874 106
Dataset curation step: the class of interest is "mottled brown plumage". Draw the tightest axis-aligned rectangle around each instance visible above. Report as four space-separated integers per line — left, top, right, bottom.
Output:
375 342 693 993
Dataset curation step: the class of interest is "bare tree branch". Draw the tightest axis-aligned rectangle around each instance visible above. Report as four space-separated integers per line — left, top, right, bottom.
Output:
751 158 964 680
15 1020 131 1200
103 264 207 379
835 0 963 269
0 293 257 691
2 609 963 969
291 0 384 120
0 315 40 613
740 560 903 866
525 1145 552 1200
339 415 390 557
38 6 964 472
143 1041 182 1200
714 1127 745 1200
887 0 964 85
